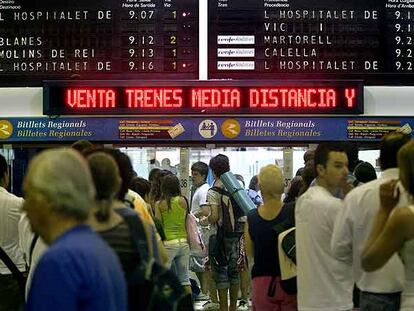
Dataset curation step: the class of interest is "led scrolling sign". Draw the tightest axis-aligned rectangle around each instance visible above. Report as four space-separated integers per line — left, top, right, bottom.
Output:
43 81 363 115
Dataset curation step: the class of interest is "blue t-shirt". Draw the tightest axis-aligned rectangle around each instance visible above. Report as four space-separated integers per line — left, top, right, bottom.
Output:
26 225 127 311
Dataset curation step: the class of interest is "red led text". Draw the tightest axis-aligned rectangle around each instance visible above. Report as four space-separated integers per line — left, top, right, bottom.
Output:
66 88 116 108
191 88 241 108
249 88 336 109
125 88 183 108
345 88 356 107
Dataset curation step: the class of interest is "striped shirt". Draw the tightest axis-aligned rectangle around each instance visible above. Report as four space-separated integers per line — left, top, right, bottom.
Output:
98 221 140 277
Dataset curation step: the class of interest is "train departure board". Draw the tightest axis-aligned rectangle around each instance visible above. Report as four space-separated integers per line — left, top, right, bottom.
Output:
43 80 363 115
0 0 198 85
209 0 414 84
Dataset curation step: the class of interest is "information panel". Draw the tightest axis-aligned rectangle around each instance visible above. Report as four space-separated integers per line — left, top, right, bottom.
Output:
43 80 363 115
0 116 409 143
0 0 198 85
209 0 414 84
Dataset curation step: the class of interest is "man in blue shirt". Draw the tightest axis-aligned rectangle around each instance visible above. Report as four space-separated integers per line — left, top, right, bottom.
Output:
22 148 127 311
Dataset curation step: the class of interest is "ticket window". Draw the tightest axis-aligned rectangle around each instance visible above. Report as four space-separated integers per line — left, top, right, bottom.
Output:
121 147 180 179
121 146 306 188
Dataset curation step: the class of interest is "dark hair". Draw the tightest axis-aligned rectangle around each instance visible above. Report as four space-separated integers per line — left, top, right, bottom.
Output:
160 174 182 210
87 152 121 222
314 143 346 176
248 175 259 191
284 176 304 203
85 148 135 201
71 140 93 153
354 162 377 183
398 141 414 196
209 154 230 177
380 132 411 170
295 167 304 176
191 161 209 180
150 169 173 205
130 177 151 201
298 161 316 196
0 154 7 180
234 174 245 188
303 149 315 163
343 143 360 172
148 168 161 183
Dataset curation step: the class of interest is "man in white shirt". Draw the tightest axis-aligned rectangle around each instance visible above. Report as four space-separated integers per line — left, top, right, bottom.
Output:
0 154 25 310
295 143 353 311
190 161 220 309
191 161 210 218
332 132 410 311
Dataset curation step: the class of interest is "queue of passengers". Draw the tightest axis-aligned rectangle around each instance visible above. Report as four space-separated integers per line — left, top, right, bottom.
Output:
1 131 414 311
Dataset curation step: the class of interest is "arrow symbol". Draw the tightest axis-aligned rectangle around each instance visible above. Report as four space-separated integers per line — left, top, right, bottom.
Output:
0 124 10 135
227 124 237 135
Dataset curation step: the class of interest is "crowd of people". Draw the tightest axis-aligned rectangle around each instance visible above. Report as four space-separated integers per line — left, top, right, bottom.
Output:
1 132 414 311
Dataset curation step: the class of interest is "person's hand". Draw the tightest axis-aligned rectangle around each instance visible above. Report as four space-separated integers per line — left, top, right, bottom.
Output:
341 180 354 196
199 216 209 226
379 179 400 213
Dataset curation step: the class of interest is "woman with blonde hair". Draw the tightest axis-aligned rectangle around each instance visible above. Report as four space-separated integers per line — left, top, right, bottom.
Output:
245 164 297 310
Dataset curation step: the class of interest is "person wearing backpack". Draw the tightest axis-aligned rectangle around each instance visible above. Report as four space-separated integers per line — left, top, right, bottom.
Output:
88 151 192 311
244 164 297 311
23 149 127 311
206 154 241 311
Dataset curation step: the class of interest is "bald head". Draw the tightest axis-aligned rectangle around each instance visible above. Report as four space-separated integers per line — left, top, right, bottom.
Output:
258 164 284 200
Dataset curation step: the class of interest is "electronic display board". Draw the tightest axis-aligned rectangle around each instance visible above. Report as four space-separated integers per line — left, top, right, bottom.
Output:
43 80 363 115
0 0 198 85
209 0 414 84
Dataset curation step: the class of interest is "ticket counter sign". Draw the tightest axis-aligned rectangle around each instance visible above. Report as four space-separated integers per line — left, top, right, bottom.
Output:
0 117 411 143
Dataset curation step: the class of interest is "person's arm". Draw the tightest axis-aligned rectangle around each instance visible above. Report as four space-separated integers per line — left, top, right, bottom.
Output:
362 180 407 272
331 196 354 265
244 221 254 261
206 189 220 224
154 201 162 221
155 233 168 266
208 204 219 223
178 196 189 212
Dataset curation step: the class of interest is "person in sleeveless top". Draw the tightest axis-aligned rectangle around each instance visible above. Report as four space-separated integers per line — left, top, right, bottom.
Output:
154 174 191 293
245 164 297 311
86 152 146 310
362 140 414 310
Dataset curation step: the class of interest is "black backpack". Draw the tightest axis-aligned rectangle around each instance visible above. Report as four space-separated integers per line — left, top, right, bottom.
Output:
210 186 245 237
116 208 193 311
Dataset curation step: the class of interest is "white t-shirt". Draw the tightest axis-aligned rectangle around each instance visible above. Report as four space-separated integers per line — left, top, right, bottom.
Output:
295 185 353 311
191 183 209 215
18 213 47 300
0 186 25 273
331 168 405 293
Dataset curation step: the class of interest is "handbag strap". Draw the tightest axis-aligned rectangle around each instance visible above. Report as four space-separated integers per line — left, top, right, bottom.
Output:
0 246 26 296
29 234 39 267
182 195 190 214
115 207 154 279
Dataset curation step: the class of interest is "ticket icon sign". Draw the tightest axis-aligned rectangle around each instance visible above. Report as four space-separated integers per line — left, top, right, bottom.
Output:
168 123 185 139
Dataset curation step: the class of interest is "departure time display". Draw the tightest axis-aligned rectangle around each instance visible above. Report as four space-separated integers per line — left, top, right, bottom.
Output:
209 0 414 84
44 80 363 115
0 0 198 85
